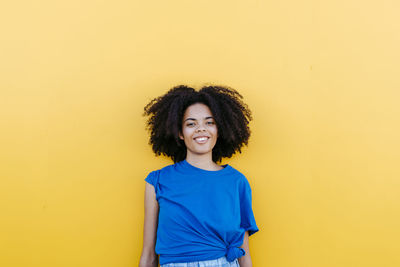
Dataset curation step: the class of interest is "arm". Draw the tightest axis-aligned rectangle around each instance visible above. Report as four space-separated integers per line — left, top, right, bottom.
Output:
139 182 159 267
238 231 253 267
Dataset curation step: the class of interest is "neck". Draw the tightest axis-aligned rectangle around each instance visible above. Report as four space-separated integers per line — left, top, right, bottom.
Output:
185 152 222 171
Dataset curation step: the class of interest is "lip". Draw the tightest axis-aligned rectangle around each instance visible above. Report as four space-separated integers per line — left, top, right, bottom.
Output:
193 136 210 140
193 136 210 144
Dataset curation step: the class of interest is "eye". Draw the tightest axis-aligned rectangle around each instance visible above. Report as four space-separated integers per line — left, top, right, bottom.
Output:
207 121 215 125
186 123 195 127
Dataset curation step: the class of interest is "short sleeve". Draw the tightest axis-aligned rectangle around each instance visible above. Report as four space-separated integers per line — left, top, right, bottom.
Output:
145 170 160 195
239 177 259 236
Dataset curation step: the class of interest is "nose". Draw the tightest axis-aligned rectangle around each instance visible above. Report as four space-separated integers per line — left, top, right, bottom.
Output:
196 123 206 132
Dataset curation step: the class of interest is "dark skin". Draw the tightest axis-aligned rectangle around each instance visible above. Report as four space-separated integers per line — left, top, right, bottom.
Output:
139 182 159 267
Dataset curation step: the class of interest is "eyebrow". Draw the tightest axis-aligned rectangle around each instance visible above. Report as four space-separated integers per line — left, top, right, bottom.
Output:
184 116 214 122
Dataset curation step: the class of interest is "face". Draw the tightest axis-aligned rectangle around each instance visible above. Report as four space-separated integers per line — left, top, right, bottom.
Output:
179 103 218 159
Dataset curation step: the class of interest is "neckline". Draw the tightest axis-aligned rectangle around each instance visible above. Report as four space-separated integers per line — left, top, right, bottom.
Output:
179 159 232 175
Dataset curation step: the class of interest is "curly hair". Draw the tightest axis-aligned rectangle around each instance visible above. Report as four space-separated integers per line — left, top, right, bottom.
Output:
143 85 252 163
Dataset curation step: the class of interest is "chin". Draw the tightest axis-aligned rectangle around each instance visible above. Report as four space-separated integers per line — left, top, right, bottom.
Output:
189 148 213 155
194 150 212 155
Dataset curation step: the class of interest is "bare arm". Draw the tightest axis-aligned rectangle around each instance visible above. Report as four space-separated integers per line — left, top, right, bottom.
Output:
139 182 159 267
238 231 253 267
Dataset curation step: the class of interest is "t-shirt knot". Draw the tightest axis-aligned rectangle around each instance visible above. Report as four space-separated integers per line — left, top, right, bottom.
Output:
226 245 246 262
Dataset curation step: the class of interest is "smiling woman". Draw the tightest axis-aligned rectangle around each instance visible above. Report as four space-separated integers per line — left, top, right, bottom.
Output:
139 85 258 267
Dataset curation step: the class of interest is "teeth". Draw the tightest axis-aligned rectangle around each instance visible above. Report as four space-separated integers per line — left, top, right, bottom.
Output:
195 137 208 142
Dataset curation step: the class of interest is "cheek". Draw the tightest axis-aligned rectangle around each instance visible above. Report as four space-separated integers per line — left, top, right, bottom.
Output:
212 126 218 137
181 127 193 139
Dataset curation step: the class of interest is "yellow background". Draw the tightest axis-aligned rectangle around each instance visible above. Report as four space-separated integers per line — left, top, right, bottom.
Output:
1 0 399 266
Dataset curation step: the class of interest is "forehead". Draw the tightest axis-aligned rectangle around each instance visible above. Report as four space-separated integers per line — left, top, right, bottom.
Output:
183 103 213 119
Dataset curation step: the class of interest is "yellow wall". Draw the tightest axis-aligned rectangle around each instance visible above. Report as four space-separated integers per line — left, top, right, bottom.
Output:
1 1 399 266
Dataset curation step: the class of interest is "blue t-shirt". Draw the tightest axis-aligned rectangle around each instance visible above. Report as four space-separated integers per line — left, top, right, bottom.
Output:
145 159 259 265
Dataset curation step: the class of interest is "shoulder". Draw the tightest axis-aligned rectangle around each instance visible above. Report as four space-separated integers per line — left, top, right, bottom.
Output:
226 165 252 188
145 162 177 188
146 161 178 177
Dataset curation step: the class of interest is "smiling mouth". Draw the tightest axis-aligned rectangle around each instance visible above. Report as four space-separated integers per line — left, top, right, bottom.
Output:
194 137 209 143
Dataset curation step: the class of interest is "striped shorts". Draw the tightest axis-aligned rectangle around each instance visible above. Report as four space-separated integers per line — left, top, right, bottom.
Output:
160 256 240 267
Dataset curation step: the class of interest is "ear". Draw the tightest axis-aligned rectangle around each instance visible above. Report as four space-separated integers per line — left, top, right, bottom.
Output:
179 132 184 140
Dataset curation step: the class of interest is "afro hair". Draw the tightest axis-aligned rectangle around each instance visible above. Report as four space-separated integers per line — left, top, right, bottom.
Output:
143 85 252 163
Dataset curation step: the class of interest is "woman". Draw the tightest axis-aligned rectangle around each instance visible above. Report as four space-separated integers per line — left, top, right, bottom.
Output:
139 85 259 267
